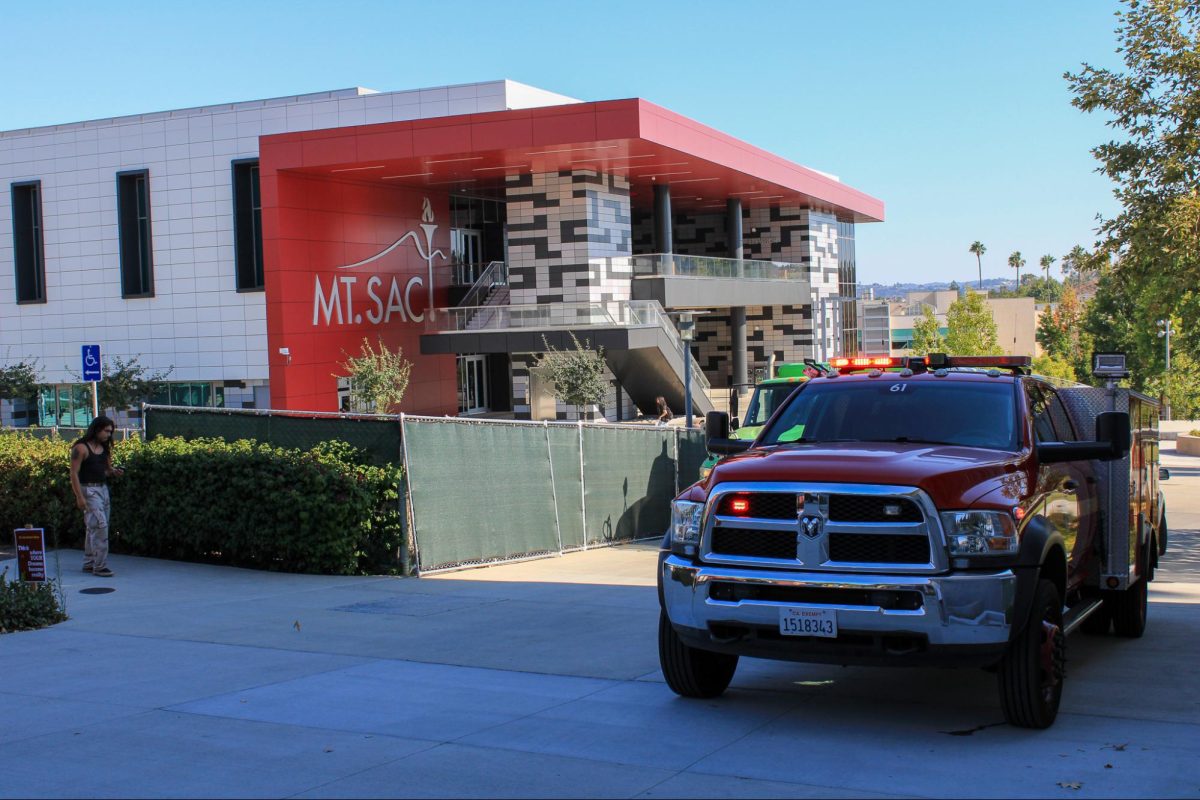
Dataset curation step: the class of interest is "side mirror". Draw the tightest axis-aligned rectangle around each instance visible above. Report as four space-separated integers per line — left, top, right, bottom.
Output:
709 438 753 456
1096 411 1131 457
730 416 740 431
1037 411 1132 464
729 390 740 422
705 411 751 456
705 411 729 441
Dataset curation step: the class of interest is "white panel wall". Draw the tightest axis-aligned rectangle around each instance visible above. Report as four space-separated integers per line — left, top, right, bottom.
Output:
0 81 580 385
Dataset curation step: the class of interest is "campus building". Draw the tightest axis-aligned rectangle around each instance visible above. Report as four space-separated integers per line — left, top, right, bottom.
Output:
859 289 1046 357
0 80 883 426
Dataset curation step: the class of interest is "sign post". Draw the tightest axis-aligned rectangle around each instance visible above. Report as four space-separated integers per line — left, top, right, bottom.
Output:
14 528 47 583
82 344 102 419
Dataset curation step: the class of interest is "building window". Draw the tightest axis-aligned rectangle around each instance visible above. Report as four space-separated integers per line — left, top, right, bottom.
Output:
232 160 264 291
117 170 154 297
38 385 95 427
11 181 46 304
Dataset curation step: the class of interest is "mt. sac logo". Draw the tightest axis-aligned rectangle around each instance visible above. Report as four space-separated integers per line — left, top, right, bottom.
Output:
312 197 447 327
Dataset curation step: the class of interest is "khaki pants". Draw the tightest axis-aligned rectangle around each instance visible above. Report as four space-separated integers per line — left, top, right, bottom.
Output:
82 484 110 571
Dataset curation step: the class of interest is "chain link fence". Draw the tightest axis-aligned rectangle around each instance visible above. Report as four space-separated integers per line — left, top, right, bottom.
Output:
142 406 706 574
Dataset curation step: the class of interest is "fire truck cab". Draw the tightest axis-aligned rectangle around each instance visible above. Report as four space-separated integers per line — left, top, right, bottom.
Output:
658 353 1168 728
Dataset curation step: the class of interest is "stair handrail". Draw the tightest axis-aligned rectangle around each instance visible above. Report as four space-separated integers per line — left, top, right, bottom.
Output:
458 261 508 308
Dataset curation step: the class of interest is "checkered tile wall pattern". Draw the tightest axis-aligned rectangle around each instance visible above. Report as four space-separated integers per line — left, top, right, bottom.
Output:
505 170 633 306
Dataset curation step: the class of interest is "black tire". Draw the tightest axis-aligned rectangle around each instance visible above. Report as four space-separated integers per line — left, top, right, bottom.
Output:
1110 574 1148 638
1080 602 1111 635
658 612 738 698
998 579 1065 729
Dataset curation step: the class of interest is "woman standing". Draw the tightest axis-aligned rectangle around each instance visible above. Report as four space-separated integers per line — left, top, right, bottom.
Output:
70 416 123 578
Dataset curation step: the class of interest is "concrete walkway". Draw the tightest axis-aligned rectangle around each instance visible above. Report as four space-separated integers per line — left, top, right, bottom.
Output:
1 447 1198 798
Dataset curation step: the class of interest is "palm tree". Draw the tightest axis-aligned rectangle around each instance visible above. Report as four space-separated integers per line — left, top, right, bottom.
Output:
1062 245 1087 286
969 241 986 290
1039 254 1056 283
1008 251 1025 292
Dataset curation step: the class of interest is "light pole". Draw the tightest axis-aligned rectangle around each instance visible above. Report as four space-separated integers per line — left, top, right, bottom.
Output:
678 311 696 429
1157 319 1173 420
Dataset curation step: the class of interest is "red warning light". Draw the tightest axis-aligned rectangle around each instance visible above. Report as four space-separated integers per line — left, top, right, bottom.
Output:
729 497 750 514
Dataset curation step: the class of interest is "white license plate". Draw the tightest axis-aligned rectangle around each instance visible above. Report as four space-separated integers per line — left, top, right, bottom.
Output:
779 607 838 638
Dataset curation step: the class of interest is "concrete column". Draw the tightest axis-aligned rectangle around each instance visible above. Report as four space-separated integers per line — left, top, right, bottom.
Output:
654 185 673 252
727 198 747 391
654 184 673 273
731 307 747 390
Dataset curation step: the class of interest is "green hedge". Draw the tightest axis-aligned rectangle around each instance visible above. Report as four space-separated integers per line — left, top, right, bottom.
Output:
0 432 406 575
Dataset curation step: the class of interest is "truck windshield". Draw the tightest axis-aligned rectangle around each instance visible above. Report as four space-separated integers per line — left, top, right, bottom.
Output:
743 383 803 427
759 379 1019 451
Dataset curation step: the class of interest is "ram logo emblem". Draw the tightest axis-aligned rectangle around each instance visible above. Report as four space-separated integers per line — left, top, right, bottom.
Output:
800 515 823 539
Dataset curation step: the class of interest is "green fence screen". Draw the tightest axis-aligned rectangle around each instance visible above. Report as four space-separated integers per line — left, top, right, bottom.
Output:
145 407 402 466
404 418 704 572
403 420 563 571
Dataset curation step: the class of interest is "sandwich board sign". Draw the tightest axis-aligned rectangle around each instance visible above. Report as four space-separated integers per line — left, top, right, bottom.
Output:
14 528 47 583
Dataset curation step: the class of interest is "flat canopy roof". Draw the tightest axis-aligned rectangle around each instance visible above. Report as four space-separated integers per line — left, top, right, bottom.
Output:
261 99 884 222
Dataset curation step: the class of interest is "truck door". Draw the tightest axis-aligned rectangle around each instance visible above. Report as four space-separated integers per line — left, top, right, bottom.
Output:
1027 382 1086 587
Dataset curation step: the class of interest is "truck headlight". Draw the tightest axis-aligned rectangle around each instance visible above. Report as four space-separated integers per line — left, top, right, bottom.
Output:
671 500 705 545
940 510 1018 555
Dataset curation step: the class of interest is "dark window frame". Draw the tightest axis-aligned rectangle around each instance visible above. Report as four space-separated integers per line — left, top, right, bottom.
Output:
231 158 264 293
116 169 155 299
11 180 47 304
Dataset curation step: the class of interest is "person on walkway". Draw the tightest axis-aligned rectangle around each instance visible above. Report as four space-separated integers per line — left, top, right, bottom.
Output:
70 416 123 578
655 396 673 426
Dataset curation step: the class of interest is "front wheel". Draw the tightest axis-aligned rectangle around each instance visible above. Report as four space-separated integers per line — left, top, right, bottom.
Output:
997 579 1065 729
658 612 738 698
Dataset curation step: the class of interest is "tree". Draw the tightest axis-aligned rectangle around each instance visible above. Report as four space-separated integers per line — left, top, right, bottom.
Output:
337 338 412 414
1007 251 1026 290
1033 354 1078 382
1061 245 1089 286
969 241 987 290
538 333 608 420
949 280 960 293
95 355 173 413
0 358 40 402
1066 1 1200 362
909 305 945 354
944 293 1002 356
1037 285 1092 382
1040 254 1056 282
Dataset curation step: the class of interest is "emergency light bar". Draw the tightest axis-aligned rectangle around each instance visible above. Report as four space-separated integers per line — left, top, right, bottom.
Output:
830 354 1032 374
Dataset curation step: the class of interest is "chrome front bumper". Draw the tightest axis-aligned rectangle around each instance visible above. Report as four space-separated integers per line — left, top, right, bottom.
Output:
661 554 1016 653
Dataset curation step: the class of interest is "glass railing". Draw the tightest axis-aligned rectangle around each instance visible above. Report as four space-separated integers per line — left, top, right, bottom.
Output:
426 299 709 389
596 253 811 282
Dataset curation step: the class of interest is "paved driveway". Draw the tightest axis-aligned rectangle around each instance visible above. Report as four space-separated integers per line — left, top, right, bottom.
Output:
1 446 1198 798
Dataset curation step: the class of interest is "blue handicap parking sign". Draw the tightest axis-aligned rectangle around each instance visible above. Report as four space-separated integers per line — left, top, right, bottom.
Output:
82 345 102 382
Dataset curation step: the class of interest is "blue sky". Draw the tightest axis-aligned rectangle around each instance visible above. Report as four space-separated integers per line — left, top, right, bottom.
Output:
2 0 1125 285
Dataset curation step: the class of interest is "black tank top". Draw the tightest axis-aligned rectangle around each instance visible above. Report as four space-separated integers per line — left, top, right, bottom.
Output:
77 444 108 484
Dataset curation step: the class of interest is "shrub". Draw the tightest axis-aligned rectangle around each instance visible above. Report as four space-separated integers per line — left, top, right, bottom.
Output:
1189 429 1200 437
0 432 405 575
0 568 67 633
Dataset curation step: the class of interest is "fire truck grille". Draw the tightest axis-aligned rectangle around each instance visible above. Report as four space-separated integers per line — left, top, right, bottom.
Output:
828 495 923 523
829 533 930 564
710 528 796 559
716 493 795 519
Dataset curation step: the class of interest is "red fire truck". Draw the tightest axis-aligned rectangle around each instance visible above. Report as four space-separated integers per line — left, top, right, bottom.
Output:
658 353 1169 728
